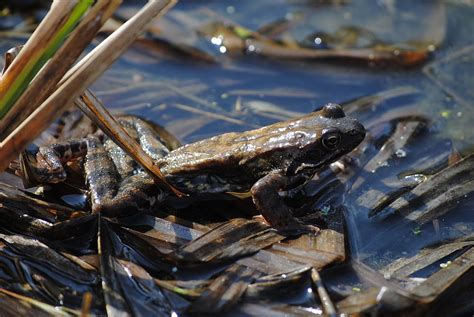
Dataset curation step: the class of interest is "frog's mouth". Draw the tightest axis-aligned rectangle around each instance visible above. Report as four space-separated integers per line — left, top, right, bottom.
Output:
292 162 323 174
287 147 344 176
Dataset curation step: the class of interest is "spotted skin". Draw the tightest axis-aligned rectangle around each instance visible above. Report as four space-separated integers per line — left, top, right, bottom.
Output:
33 139 89 183
27 104 365 234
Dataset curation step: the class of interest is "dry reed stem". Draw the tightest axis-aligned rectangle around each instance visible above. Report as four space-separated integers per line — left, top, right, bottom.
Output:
0 0 121 140
76 89 184 196
0 0 177 173
0 1 78 120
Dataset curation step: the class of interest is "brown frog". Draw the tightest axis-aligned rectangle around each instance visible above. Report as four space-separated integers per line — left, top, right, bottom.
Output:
26 103 365 234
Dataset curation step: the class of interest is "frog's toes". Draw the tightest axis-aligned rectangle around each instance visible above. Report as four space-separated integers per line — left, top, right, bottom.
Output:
303 224 320 236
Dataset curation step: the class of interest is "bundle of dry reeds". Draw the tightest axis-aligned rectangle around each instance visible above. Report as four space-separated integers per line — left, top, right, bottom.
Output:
0 0 179 194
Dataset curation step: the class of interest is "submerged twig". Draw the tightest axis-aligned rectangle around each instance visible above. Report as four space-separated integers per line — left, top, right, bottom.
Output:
0 288 77 316
80 292 93 317
412 247 474 301
383 154 474 224
312 268 337 317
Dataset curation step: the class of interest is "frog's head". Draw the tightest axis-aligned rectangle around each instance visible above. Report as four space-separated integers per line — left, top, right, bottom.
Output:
287 103 365 175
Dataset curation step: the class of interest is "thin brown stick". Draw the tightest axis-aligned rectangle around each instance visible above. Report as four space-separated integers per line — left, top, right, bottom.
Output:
76 89 184 196
312 268 337 317
0 0 177 173
0 0 121 140
68 0 176 79
80 292 93 317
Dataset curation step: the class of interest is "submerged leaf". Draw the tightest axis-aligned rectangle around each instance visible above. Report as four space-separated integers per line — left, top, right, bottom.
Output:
175 218 286 264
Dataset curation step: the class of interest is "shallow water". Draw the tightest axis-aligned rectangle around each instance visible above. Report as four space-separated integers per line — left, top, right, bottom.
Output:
88 0 474 266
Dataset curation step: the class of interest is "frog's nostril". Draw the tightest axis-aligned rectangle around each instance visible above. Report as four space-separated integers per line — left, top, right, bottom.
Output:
351 121 366 134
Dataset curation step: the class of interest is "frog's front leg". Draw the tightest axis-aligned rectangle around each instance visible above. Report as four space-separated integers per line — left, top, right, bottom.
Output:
85 136 163 217
251 171 320 235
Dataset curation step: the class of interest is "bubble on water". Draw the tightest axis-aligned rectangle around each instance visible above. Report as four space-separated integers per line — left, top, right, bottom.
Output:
395 148 406 157
211 36 223 46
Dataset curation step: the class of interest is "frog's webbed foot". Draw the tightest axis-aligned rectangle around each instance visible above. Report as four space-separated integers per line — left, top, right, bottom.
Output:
91 174 165 217
251 171 320 236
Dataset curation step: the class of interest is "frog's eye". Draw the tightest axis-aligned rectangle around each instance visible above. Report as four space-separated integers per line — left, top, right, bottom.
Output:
322 128 341 150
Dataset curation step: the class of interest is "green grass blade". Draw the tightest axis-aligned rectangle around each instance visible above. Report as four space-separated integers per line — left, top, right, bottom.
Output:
0 0 94 119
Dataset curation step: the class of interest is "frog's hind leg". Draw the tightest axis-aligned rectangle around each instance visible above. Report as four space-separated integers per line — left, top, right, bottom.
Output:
85 132 165 217
105 173 165 217
126 116 172 159
251 171 320 235
84 135 121 214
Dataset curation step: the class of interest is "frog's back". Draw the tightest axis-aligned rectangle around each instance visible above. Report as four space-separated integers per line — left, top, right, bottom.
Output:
160 116 319 178
159 104 365 194
159 124 311 194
